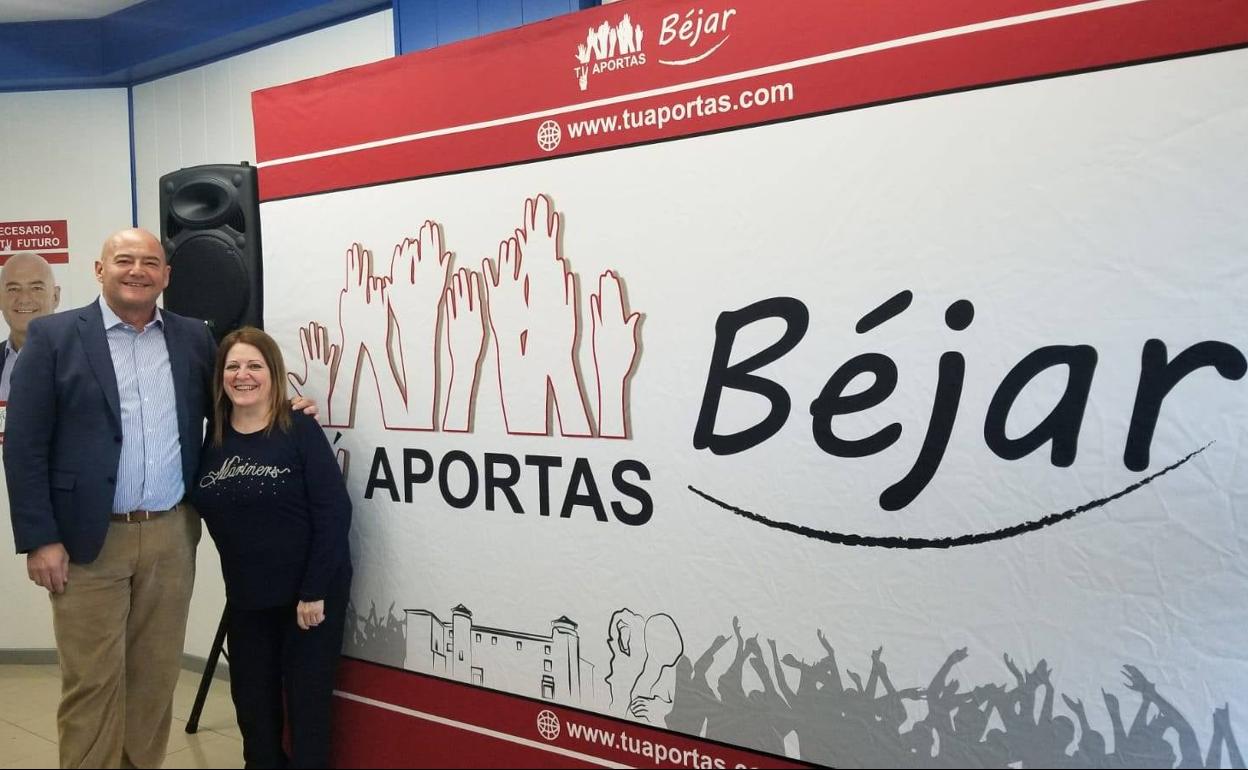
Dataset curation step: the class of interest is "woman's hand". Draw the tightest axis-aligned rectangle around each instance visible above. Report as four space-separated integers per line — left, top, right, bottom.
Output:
297 600 326 630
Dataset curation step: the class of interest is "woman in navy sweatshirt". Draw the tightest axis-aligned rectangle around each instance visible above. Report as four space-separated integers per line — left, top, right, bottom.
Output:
192 326 352 769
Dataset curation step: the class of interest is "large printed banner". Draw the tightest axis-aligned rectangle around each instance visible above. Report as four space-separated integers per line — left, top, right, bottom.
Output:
254 1 1248 766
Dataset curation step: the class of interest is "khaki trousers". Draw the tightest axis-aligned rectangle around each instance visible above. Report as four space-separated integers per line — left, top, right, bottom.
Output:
50 503 201 769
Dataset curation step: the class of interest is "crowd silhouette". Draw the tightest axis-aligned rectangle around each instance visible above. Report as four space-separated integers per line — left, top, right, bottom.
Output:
344 601 406 669
337 600 1242 768
665 618 1244 768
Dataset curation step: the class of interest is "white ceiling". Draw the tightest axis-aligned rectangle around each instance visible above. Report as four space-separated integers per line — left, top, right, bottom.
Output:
0 0 148 23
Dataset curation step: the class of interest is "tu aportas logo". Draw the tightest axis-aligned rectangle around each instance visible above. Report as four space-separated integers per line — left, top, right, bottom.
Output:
573 14 646 91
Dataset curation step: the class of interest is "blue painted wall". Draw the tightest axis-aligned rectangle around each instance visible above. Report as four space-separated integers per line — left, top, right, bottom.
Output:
394 0 598 54
0 0 600 91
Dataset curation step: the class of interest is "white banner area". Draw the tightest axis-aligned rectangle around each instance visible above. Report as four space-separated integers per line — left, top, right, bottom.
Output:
258 14 1248 768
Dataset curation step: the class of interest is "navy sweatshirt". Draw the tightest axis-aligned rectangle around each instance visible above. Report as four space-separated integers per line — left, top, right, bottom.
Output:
191 411 352 610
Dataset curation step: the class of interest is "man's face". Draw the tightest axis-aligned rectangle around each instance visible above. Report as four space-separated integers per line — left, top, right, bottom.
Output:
96 231 170 316
1 255 60 337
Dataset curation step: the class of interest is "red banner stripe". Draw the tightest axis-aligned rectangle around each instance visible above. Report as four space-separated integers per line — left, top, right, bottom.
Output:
255 0 1248 201
334 658 810 769
254 0 1160 162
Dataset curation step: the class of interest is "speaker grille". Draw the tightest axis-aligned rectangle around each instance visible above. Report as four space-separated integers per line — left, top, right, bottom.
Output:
164 231 250 336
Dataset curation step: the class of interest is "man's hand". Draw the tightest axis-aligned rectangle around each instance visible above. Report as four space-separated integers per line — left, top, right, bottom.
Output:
291 394 319 417
28 543 69 593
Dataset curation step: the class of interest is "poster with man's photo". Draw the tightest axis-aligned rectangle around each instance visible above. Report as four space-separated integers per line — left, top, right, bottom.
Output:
0 219 69 439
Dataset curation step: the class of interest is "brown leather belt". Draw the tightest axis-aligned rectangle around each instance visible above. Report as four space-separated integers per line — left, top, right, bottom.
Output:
110 507 175 524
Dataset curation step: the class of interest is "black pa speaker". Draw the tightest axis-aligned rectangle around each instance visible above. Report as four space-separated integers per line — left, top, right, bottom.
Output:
159 162 262 341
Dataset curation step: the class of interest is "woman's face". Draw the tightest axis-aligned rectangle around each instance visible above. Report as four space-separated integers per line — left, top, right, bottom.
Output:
223 342 271 411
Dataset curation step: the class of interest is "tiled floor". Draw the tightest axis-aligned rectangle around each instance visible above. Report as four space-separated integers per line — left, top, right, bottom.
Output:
0 664 243 769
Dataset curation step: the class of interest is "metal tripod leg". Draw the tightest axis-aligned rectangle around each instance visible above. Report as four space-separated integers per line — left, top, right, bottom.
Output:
186 605 229 734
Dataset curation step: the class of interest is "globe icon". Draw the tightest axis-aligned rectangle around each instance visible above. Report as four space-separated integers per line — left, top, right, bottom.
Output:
537 120 562 152
536 709 561 741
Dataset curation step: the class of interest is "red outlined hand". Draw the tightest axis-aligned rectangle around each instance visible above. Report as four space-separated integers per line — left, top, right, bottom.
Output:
332 243 399 427
387 220 451 430
483 233 546 434
442 268 486 432
483 195 594 436
590 270 640 438
288 321 340 425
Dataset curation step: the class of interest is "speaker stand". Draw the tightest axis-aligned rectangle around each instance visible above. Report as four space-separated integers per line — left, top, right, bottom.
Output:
186 606 229 734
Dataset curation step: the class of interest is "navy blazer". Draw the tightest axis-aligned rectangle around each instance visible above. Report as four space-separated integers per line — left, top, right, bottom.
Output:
4 300 215 563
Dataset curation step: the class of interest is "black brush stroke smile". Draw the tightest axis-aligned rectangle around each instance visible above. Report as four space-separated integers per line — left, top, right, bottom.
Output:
688 443 1211 548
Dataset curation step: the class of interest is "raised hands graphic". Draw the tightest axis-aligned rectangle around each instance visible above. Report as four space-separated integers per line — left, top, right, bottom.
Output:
387 221 452 430
483 195 593 437
517 195 593 436
311 195 640 439
288 321 340 424
332 243 398 427
617 15 633 55
483 233 547 434
442 268 486 432
590 270 640 438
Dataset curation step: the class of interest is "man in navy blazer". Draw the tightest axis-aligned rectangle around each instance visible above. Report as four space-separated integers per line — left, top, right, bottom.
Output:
7 228 223 768
6 279 214 566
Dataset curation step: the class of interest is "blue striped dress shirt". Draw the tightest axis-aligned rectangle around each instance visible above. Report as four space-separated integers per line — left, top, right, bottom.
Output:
99 297 184 513
0 340 18 401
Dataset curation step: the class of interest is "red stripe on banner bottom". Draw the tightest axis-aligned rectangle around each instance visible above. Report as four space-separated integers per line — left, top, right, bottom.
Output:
331 658 810 769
